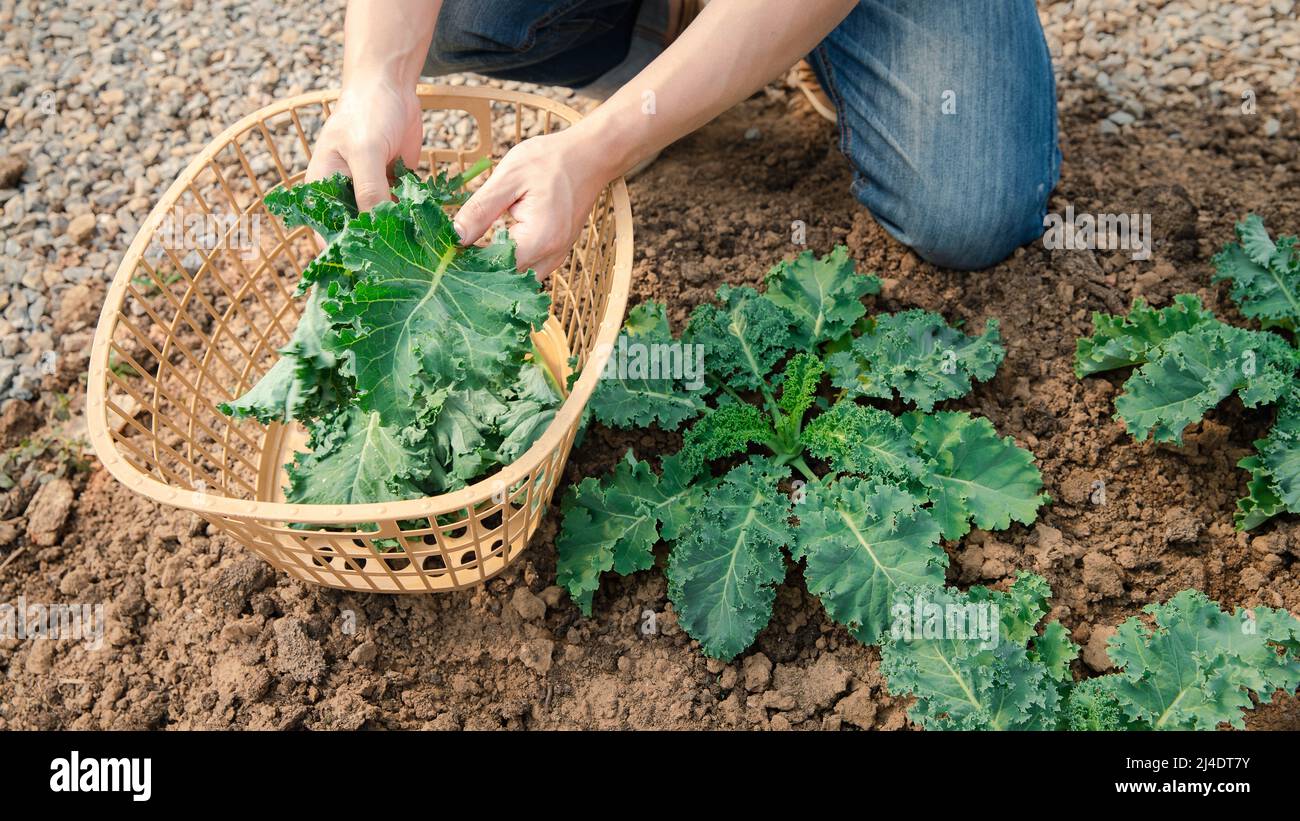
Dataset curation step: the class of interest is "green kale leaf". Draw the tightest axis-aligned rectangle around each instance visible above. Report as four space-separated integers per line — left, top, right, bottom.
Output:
1102 590 1300 730
683 285 795 392
905 411 1049 540
587 301 706 430
1074 294 1215 377
1112 321 1296 443
880 574 1072 730
667 457 793 660
1212 214 1300 330
762 245 879 348
556 452 703 615
828 310 1004 411
285 405 427 506
795 478 944 643
329 205 550 425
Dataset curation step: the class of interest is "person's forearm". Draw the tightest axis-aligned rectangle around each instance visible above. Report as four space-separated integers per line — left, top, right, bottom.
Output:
574 0 857 178
342 0 440 88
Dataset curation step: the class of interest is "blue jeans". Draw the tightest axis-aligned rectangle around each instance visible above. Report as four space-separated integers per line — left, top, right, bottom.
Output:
426 0 1060 271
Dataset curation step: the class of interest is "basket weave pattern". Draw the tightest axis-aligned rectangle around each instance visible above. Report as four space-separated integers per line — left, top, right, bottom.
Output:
86 86 632 593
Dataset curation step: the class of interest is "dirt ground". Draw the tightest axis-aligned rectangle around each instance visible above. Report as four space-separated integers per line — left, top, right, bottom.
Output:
2 77 1299 730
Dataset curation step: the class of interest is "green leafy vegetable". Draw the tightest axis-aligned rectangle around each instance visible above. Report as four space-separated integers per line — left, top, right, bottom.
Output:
330 199 549 425
1251 386 1300 510
1211 214 1300 330
681 401 776 470
220 174 362 423
803 401 924 482
1063 678 1126 731
880 574 1069 730
1076 215 1300 528
1104 590 1300 730
763 245 880 347
220 161 564 516
558 246 1046 660
587 302 706 431
1234 453 1287 531
667 457 792 660
828 310 1004 411
1111 321 1293 443
556 452 702 614
884 573 1300 731
265 170 358 294
682 284 795 392
284 406 426 506
1073 294 1214 377
796 478 944 643
495 357 565 463
905 411 1051 541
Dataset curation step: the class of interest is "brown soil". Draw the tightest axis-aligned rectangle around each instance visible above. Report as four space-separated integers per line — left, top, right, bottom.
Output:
3 80 1300 730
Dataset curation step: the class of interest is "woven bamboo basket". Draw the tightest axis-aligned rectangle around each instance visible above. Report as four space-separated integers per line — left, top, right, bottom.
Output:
85 85 632 593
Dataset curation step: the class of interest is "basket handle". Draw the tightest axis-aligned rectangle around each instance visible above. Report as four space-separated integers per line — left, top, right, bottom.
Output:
416 91 493 169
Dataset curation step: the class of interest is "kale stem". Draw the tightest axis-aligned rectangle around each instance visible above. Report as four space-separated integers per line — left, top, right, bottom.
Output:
718 381 745 404
457 156 492 185
792 455 817 483
759 385 782 424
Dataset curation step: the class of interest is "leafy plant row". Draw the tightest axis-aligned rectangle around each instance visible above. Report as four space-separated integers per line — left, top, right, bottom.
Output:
881 573 1300 730
557 247 1048 660
219 160 562 510
1076 215 1300 529
564 245 1300 730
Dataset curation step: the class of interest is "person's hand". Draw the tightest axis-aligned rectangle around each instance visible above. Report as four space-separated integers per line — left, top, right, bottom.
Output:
305 76 423 211
453 126 619 278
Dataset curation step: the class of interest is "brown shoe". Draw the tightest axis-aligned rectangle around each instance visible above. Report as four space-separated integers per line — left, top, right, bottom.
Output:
792 59 837 124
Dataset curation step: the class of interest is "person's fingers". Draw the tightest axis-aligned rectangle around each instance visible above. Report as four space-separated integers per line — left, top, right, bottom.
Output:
453 170 520 245
507 186 577 275
398 114 423 174
305 145 348 184
507 212 553 273
531 251 569 280
348 146 393 213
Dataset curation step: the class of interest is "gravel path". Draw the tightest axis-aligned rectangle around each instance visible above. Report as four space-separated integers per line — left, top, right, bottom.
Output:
0 0 1296 402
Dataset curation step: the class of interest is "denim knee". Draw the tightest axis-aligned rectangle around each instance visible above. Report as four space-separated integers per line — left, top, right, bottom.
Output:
817 0 1060 271
891 177 1051 271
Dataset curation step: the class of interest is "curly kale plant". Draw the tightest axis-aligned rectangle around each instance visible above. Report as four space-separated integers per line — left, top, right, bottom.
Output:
219 159 563 510
557 247 1047 660
880 573 1300 730
1075 215 1300 528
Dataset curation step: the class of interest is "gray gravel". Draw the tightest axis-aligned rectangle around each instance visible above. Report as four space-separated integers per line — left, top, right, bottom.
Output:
1040 0 1300 131
0 0 1296 401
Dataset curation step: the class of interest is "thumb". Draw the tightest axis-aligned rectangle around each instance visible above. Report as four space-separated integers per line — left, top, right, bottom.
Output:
453 171 520 245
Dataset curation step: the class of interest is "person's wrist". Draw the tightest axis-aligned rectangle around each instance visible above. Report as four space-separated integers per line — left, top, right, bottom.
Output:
342 59 418 99
567 112 643 181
